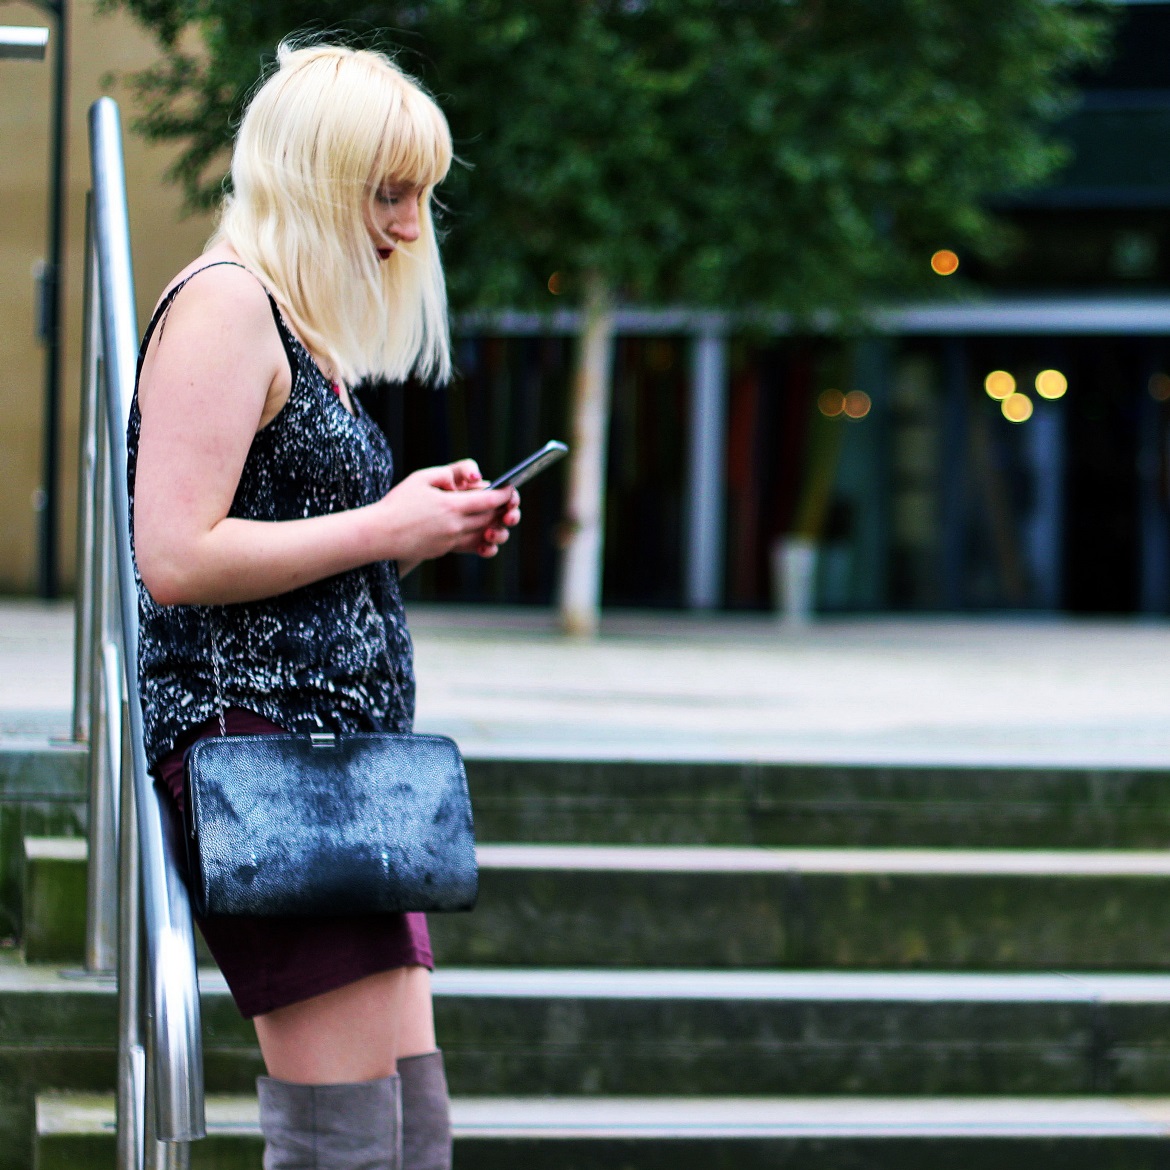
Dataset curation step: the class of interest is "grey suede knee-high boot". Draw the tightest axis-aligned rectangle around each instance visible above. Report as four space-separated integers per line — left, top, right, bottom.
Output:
257 1074 402 1169
397 1051 452 1170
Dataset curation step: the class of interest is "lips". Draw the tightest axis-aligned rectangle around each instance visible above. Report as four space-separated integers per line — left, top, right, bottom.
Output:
377 247 393 260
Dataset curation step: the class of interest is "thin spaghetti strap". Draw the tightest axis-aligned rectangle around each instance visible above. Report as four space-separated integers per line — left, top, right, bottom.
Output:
137 260 296 383
139 260 249 356
137 284 184 369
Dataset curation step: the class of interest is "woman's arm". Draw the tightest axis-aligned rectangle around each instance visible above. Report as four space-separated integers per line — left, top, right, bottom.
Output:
134 265 517 607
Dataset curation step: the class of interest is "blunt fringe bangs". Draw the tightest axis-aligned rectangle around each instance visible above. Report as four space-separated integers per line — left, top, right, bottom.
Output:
212 40 453 386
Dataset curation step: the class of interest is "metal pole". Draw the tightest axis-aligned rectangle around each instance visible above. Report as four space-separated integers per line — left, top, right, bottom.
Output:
86 633 121 974
684 330 728 609
91 96 205 1144
82 194 120 972
116 697 145 1170
73 194 98 742
34 0 68 599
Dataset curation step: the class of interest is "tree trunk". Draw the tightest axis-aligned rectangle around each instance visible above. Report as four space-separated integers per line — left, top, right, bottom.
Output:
557 271 615 637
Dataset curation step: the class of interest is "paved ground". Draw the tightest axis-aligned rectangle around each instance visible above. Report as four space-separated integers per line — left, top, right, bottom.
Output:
6 598 1170 765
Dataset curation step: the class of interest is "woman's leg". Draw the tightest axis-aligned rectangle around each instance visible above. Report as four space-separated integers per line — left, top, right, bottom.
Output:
254 966 434 1083
395 966 439 1062
393 969 451 1170
253 967 437 1168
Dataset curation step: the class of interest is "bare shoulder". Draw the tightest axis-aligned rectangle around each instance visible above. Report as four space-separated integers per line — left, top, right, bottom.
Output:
140 247 288 416
152 249 277 336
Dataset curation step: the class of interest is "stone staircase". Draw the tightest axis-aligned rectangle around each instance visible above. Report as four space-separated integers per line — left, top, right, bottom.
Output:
7 747 1170 1166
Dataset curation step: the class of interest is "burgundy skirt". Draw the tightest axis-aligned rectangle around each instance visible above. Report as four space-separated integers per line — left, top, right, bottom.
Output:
156 708 433 1019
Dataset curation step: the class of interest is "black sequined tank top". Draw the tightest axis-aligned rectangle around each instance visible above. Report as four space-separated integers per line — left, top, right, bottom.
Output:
127 262 415 770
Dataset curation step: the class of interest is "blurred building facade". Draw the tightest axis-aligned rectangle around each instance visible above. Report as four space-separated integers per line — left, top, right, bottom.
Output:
0 0 215 596
398 1 1170 616
3 2 1169 615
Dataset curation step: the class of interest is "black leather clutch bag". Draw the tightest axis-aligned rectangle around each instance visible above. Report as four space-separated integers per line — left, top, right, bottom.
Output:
183 731 478 918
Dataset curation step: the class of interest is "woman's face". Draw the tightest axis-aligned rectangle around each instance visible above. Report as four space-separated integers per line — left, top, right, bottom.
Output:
365 180 425 260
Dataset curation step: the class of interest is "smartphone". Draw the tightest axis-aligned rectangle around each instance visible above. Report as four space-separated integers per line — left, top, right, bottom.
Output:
487 440 569 491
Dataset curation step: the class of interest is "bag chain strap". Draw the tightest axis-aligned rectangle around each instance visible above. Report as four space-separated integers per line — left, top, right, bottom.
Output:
206 569 383 740
209 620 227 737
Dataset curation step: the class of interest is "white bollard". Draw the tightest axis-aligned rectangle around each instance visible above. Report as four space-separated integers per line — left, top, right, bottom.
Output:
771 537 819 625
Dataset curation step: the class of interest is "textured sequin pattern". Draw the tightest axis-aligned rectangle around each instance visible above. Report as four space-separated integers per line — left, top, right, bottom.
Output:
127 265 415 770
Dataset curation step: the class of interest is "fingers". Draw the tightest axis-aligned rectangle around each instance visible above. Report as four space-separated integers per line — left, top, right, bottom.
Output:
479 518 514 555
470 490 520 557
420 459 485 491
449 459 483 490
451 518 513 558
419 464 458 490
450 485 513 516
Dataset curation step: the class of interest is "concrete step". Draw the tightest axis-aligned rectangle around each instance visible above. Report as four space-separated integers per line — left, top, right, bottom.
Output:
28 839 1170 970
0 956 253 1170
0 743 86 943
431 844 1170 969
433 968 1170 1096
33 1091 1170 1170
9 956 1170 1100
0 744 87 800
18 745 1170 854
18 836 211 967
10 746 1170 915
465 758 1170 849
21 838 86 965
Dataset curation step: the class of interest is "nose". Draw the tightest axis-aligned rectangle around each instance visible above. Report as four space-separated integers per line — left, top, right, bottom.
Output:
391 200 421 244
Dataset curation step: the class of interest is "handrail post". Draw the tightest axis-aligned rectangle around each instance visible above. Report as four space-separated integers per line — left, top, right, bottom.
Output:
84 195 120 971
72 195 97 743
89 94 205 1152
116 697 144 1170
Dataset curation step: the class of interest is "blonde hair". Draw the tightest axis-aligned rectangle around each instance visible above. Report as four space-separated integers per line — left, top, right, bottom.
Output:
211 41 453 385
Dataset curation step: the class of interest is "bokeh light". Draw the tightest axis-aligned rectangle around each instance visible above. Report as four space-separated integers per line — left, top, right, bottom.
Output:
931 249 960 276
818 389 845 417
984 370 1016 400
1150 373 1170 402
843 390 872 419
547 271 563 295
1035 369 1068 400
1002 392 1033 423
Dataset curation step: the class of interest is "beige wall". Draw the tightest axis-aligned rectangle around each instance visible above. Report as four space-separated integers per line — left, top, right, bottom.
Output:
0 0 214 594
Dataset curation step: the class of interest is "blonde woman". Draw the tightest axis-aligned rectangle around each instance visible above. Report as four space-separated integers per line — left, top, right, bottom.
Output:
129 42 517 1169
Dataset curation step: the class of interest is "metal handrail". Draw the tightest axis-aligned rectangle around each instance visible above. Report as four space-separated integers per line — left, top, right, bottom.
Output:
75 96 205 1166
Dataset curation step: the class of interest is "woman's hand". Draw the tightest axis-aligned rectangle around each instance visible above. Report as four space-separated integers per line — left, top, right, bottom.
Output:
474 484 522 559
370 459 519 572
444 458 523 558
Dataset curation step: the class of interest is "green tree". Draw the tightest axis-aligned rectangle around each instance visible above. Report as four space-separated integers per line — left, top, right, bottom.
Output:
106 0 1111 632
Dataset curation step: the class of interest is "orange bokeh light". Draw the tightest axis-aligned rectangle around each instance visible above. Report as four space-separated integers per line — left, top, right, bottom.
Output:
1035 369 1068 400
843 390 872 419
547 271 563 295
984 370 1016 401
818 389 845 417
1150 373 1170 402
931 249 960 276
1002 392 1033 423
